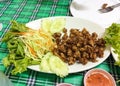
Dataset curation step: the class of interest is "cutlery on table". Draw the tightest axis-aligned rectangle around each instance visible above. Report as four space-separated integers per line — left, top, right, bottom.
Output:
99 3 120 13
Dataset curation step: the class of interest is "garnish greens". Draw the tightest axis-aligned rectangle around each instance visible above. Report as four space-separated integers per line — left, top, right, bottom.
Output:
2 18 68 77
104 23 120 66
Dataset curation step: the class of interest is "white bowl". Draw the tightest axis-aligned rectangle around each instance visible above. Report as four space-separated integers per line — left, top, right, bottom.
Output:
56 83 73 86
84 68 116 86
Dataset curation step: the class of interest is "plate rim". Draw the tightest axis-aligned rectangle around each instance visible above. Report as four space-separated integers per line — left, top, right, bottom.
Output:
111 47 119 62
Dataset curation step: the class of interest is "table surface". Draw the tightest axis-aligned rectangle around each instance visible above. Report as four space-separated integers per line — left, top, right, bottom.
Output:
0 0 120 86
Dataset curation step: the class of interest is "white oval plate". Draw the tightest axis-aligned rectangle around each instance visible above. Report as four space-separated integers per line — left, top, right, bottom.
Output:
70 0 120 28
26 16 110 73
111 47 119 62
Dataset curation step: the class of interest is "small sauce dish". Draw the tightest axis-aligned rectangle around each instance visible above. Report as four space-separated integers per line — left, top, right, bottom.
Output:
84 68 116 86
56 83 73 86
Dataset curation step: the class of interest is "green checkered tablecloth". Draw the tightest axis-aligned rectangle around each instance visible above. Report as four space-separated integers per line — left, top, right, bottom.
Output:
0 0 120 86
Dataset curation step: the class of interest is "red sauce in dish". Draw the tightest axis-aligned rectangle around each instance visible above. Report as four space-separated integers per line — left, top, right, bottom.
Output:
86 72 114 86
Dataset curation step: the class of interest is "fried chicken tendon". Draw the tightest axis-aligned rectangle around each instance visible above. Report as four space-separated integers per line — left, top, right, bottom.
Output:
52 28 106 65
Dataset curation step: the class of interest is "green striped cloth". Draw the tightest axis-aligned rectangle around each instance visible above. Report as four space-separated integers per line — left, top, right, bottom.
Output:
0 0 120 86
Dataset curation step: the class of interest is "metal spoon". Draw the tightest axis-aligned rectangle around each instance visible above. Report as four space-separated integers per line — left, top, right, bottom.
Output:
99 3 120 13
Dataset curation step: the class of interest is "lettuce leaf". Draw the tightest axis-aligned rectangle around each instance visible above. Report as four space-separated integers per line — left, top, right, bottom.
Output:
2 20 68 77
2 21 40 75
104 23 120 66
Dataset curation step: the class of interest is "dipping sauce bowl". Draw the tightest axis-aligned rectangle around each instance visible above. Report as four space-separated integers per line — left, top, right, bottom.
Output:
84 68 116 86
56 83 73 86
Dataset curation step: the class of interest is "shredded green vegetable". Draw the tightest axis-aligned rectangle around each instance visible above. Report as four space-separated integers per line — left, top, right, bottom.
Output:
2 21 41 74
104 23 120 66
2 19 68 77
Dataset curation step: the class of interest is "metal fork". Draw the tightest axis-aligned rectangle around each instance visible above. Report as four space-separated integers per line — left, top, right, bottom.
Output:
99 3 120 13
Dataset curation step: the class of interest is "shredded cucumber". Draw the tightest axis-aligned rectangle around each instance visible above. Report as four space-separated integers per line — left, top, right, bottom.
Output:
40 56 51 72
39 52 68 77
41 19 52 33
50 18 66 34
49 55 68 77
41 18 66 34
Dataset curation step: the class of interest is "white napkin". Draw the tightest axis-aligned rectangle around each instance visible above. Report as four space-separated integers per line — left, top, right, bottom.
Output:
0 23 2 31
0 71 13 86
70 0 120 28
